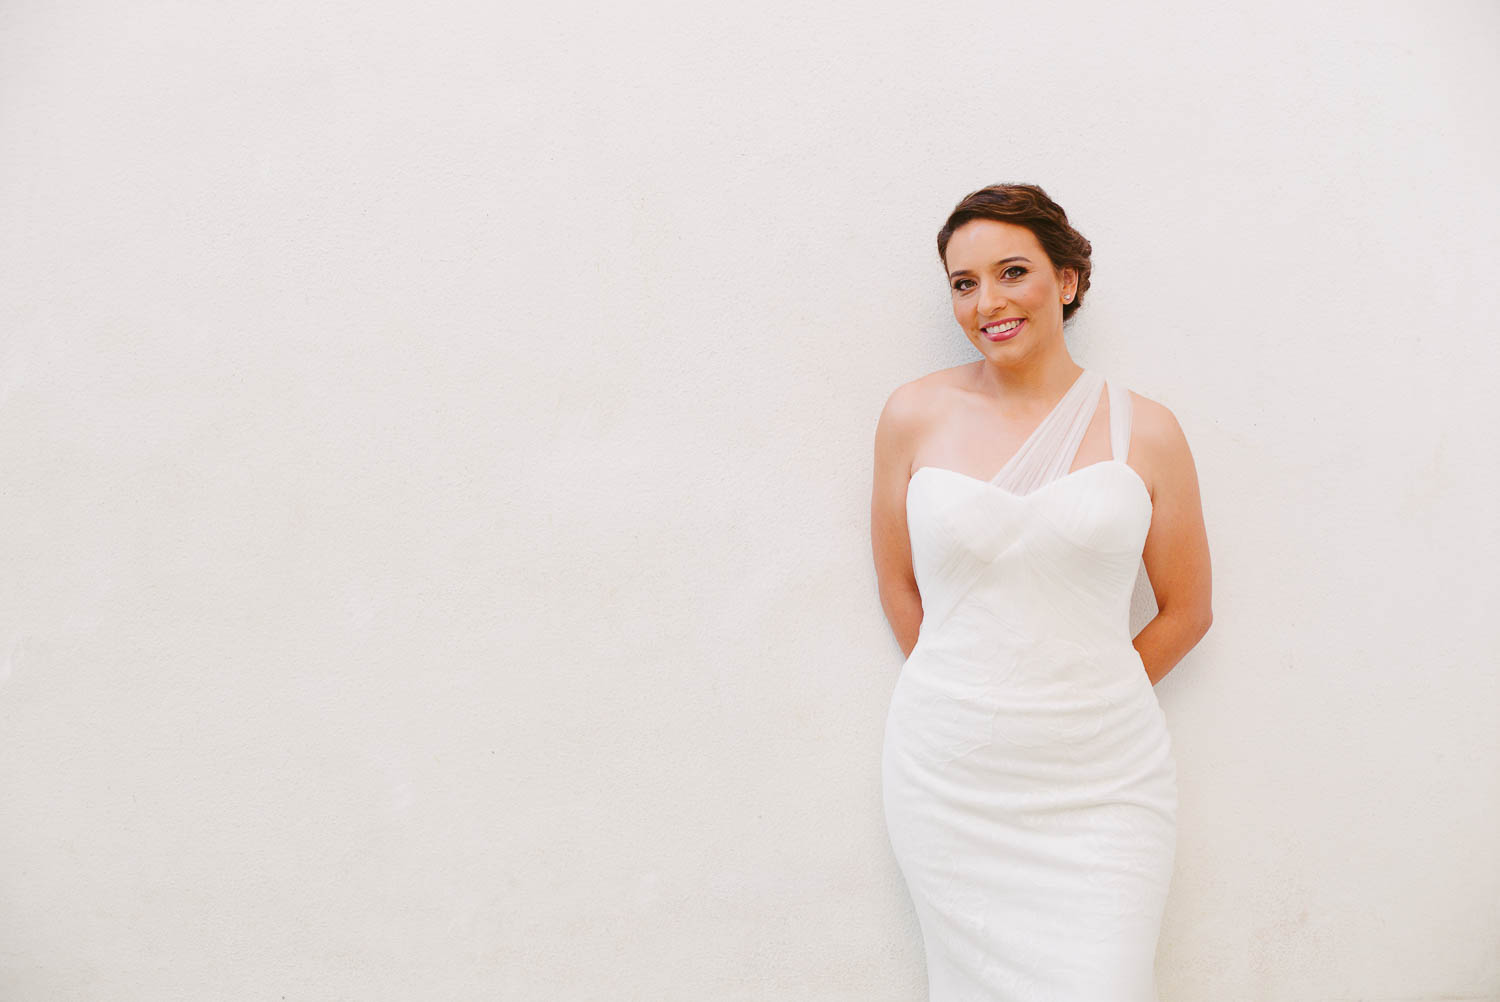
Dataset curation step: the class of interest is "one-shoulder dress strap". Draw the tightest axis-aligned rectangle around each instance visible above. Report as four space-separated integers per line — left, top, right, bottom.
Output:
1107 379 1133 464
992 368 1105 496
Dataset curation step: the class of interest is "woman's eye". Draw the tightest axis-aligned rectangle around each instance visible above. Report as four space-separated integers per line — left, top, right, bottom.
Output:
952 269 1022 292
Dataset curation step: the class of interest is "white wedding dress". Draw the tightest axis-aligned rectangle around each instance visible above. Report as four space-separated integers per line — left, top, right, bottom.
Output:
882 368 1177 1001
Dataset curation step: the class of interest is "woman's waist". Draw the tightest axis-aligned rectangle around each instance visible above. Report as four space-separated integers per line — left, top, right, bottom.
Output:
899 633 1152 703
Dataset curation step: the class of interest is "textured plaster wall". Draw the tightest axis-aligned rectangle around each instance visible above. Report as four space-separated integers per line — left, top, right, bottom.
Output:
1 1 1497 1000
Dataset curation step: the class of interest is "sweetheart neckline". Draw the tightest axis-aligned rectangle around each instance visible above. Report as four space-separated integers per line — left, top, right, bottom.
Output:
909 458 1152 506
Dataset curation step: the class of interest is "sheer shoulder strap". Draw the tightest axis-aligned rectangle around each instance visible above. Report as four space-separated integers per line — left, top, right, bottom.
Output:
1107 380 1133 463
993 369 1105 496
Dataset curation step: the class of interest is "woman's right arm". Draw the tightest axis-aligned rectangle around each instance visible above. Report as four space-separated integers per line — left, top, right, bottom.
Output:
870 382 926 659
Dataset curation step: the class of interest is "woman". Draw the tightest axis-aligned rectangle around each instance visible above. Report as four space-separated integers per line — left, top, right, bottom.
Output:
870 183 1212 1000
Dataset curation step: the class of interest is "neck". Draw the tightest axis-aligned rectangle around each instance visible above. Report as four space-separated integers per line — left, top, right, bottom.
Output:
971 348 1084 410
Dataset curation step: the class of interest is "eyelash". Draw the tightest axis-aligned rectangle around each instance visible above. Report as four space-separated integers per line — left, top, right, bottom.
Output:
952 266 1027 291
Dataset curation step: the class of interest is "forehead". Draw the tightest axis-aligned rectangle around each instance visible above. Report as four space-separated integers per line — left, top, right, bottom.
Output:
945 219 1047 270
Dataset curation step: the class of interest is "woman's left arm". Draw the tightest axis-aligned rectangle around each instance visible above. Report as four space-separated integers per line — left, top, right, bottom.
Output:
1135 401 1214 685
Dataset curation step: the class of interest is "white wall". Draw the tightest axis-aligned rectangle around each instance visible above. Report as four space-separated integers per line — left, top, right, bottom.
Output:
2 1 1497 999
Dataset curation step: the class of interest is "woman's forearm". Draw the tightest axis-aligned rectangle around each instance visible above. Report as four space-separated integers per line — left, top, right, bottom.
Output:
1132 607 1212 686
881 586 925 661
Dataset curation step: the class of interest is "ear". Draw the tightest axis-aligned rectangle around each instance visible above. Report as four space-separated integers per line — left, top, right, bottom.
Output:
1060 267 1078 299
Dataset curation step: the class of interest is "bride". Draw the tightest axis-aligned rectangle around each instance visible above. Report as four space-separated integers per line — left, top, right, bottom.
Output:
870 183 1212 1000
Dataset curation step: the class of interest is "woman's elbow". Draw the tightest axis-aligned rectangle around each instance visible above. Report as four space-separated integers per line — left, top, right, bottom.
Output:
1164 600 1211 638
1193 606 1213 637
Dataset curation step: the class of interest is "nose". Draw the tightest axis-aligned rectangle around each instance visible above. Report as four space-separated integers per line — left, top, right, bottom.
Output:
977 280 1007 318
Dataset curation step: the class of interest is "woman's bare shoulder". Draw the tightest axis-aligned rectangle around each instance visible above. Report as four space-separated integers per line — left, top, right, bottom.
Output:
876 364 972 465
1124 388 1196 487
1125 389 1187 445
884 362 973 415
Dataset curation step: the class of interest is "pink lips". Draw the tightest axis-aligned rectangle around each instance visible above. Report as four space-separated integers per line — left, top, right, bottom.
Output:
981 318 1024 342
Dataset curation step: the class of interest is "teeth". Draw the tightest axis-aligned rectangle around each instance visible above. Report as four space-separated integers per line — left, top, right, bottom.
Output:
983 319 1022 334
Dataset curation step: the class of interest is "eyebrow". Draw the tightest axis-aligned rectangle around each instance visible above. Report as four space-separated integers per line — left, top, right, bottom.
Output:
947 256 1032 279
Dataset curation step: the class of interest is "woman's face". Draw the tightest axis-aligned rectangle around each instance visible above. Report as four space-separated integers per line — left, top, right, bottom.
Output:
944 219 1076 363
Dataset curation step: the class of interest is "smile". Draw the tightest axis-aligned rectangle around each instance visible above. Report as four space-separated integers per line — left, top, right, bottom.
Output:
981 319 1024 341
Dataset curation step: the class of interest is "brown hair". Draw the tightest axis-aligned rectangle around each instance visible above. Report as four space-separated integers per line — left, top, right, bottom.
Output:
936 183 1093 323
